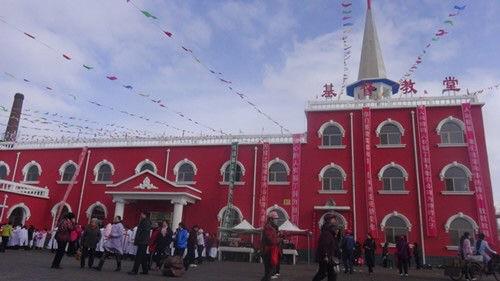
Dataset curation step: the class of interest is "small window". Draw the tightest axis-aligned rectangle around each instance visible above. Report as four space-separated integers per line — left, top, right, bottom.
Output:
384 216 409 244
322 168 343 190
380 124 402 145
140 163 155 173
177 163 194 182
62 164 76 182
97 164 112 182
269 208 287 227
440 122 464 144
269 162 288 183
26 165 40 182
322 125 342 146
382 167 405 191
0 165 7 180
223 164 242 182
449 218 474 246
444 167 468 191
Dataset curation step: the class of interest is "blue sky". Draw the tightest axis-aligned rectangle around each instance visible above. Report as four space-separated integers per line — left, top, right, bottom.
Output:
0 0 499 200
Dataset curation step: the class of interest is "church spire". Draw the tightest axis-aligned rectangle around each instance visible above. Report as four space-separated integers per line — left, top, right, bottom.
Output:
358 0 386 80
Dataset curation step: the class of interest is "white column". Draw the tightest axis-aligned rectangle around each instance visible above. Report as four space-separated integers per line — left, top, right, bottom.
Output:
171 198 187 230
113 198 126 219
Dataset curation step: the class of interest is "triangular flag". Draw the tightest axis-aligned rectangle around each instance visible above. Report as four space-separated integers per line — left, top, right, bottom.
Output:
123 85 133 89
63 54 71 60
163 31 173 37
83 64 93 70
444 20 453 25
24 32 35 39
141 10 158 19
106 76 118 80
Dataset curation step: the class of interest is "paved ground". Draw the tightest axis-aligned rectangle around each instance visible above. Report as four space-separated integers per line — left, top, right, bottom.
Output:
0 249 471 281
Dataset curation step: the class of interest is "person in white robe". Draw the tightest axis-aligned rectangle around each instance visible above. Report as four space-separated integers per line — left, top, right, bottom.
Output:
19 226 29 248
47 228 58 251
127 226 138 256
8 226 21 248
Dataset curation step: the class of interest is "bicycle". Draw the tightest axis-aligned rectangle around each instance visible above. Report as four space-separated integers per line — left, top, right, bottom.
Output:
445 254 500 281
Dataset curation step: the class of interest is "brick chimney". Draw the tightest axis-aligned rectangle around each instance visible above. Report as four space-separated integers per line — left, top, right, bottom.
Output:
4 93 24 142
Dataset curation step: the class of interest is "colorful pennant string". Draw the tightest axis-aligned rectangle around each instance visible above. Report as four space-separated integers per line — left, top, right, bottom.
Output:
467 83 500 96
339 0 354 99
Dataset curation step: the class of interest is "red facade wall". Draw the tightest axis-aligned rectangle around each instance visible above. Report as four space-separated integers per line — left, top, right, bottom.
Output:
0 103 496 258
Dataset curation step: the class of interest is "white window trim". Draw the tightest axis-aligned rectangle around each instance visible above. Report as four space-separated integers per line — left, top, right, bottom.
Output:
378 190 410 195
217 205 244 222
375 118 405 136
269 181 290 186
0 161 11 177
441 191 475 195
220 160 246 180
58 160 78 183
437 143 467 148
439 161 472 181
22 160 42 182
318 190 348 194
135 159 158 174
173 159 198 182
376 144 407 148
318 163 347 182
444 212 479 233
318 211 347 229
318 145 347 149
317 120 346 138
266 204 290 220
85 201 108 219
268 158 290 175
50 201 72 217
380 211 412 231
93 159 115 182
378 162 409 182
436 116 465 134
219 181 245 186
7 203 31 222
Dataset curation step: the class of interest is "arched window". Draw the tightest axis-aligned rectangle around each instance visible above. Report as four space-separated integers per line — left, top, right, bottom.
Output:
177 163 195 182
135 159 157 174
448 217 474 246
322 168 344 190
86 201 108 221
444 166 469 191
8 203 31 226
437 117 465 144
382 167 405 191
267 205 289 227
223 163 243 182
268 159 289 183
97 164 112 182
218 206 243 228
23 161 42 182
140 163 155 173
0 164 8 180
381 212 411 244
62 164 76 182
379 124 402 145
322 125 343 146
318 211 347 230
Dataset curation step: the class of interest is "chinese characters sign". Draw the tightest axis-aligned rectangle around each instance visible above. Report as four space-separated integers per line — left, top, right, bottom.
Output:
442 76 460 94
401 79 418 95
291 134 302 227
259 142 271 227
461 103 493 240
416 105 437 237
362 107 378 238
322 83 337 99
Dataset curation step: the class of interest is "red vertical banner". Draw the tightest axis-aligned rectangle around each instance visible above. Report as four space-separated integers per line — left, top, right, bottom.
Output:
362 107 378 238
416 105 438 237
461 103 493 240
291 134 302 245
258 142 271 227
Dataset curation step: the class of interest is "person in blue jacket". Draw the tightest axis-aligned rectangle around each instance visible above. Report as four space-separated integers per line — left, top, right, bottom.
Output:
174 222 189 257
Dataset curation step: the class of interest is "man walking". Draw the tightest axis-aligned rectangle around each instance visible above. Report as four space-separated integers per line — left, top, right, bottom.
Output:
128 212 152 275
261 211 279 281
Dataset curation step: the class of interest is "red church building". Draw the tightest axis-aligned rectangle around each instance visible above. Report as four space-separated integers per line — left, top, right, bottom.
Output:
0 2 496 263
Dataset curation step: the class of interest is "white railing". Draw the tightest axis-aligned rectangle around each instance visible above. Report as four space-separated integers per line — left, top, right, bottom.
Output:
0 133 307 150
0 179 49 199
306 95 480 111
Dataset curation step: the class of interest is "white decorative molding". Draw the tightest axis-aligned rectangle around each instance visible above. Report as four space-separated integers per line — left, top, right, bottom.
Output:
441 191 475 196
439 161 472 180
135 177 158 190
317 145 347 149
0 179 49 199
135 159 158 174
318 190 348 194
318 162 347 182
93 159 115 177
268 181 290 186
171 198 188 206
436 116 465 134
376 144 406 148
378 162 409 181
173 159 198 176
7 202 31 221
376 118 405 136
437 143 467 148
219 181 245 186
268 158 290 175
0 161 11 176
266 204 290 220
380 211 412 231
86 201 108 219
219 160 246 177
50 201 72 217
217 205 244 222
317 120 346 137
444 212 479 233
378 190 410 195
21 160 42 179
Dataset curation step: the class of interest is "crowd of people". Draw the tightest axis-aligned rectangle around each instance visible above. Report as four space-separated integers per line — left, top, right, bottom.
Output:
1 212 498 280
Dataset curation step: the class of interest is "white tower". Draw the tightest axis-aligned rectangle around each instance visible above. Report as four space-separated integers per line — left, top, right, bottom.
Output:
346 0 399 100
